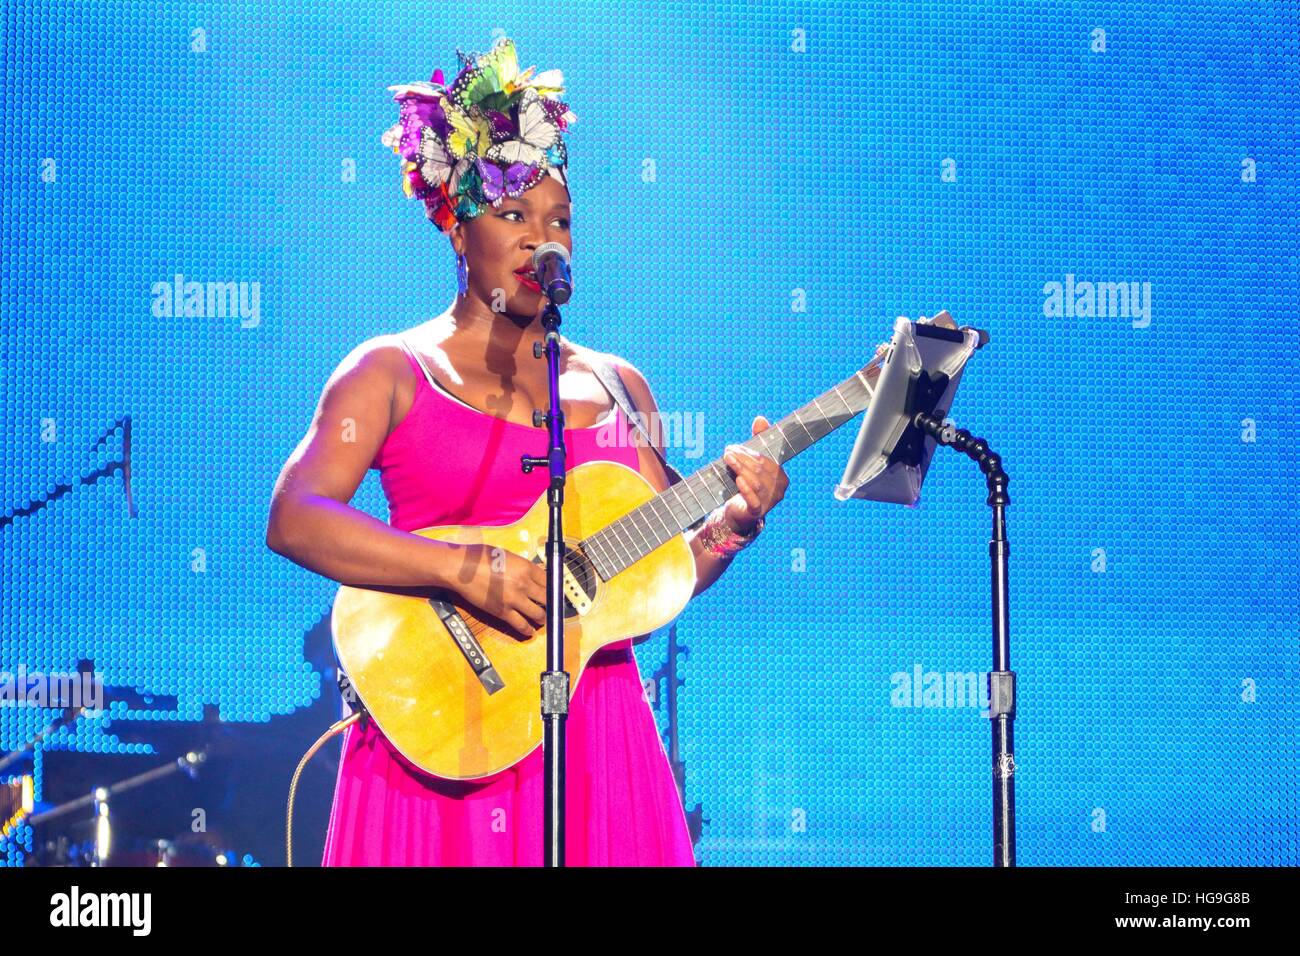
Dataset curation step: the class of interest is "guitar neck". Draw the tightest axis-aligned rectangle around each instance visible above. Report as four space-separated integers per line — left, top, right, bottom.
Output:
581 361 880 580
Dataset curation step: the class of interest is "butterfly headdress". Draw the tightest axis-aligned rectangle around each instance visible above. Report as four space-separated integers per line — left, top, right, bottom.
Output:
381 37 576 233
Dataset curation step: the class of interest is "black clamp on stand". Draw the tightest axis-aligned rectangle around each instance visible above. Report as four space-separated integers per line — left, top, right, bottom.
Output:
518 241 575 867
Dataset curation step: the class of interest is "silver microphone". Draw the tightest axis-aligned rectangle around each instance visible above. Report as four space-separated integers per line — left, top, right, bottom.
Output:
532 242 572 305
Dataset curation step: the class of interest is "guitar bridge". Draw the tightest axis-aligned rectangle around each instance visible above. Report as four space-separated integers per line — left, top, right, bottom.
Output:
429 596 505 695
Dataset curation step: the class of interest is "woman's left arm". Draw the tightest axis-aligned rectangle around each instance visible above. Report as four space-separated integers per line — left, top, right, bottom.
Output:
687 417 788 597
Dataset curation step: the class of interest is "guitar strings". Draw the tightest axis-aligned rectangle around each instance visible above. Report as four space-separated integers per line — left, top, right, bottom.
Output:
578 347 892 580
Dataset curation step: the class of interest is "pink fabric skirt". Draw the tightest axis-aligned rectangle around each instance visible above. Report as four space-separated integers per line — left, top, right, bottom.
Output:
321 645 696 866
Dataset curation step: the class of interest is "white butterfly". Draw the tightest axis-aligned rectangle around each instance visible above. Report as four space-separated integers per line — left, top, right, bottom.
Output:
380 122 403 153
417 126 454 184
523 68 565 95
386 80 443 98
417 127 473 189
486 88 566 169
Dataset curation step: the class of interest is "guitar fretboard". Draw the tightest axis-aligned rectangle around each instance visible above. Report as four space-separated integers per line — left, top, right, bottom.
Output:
581 360 881 580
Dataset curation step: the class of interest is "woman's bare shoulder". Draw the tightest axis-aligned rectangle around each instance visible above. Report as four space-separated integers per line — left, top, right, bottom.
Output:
335 333 416 386
307 334 419 433
563 340 627 376
568 344 655 398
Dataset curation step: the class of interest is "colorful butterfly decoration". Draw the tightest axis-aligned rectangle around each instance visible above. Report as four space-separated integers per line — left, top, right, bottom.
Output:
485 87 567 171
382 37 575 232
476 157 545 204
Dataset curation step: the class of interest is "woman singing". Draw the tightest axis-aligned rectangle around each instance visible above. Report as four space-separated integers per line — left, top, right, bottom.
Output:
265 38 788 866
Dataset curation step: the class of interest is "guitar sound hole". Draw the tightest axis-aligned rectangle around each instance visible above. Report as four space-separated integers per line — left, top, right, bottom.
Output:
529 544 598 619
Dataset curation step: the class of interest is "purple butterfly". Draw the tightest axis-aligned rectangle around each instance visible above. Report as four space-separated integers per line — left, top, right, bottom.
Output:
485 110 515 143
476 157 543 203
541 98 571 128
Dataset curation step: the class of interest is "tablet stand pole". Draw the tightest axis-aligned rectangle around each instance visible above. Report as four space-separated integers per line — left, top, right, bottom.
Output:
911 411 1015 866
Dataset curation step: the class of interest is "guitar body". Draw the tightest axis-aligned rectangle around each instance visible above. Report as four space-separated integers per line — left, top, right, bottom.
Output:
331 459 696 782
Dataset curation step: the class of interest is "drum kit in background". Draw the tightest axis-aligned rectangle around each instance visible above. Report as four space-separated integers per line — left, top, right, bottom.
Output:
10 750 261 867
3 754 261 867
2 431 326 867
0 676 265 868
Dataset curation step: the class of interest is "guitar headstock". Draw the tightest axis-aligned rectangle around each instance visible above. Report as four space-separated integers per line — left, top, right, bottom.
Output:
739 310 962 463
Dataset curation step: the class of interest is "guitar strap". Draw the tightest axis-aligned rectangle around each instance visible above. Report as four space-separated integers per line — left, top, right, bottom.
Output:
588 354 711 534
587 354 686 488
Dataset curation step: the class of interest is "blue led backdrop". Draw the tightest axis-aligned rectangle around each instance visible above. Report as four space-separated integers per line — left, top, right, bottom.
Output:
1 1 1296 865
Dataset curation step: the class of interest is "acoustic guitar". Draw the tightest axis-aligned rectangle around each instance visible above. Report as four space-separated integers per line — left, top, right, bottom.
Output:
332 316 952 780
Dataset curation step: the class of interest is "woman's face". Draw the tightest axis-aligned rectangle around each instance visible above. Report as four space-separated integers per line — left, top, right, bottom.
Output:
452 172 573 318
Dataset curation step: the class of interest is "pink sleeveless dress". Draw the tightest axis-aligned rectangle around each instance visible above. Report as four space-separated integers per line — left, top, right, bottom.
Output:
321 340 696 866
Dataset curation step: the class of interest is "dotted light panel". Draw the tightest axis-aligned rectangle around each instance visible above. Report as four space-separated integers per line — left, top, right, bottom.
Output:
2 2 1296 866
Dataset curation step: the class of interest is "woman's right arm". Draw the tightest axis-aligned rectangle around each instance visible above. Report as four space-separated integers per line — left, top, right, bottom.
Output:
264 339 549 637
264 340 460 589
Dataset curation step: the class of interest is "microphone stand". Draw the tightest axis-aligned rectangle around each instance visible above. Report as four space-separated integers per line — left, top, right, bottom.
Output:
520 285 570 867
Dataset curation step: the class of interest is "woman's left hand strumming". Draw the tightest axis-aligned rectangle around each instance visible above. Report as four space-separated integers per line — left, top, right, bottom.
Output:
722 416 790 534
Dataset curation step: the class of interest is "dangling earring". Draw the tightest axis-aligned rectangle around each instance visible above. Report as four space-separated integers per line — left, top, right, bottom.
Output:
456 252 469 297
